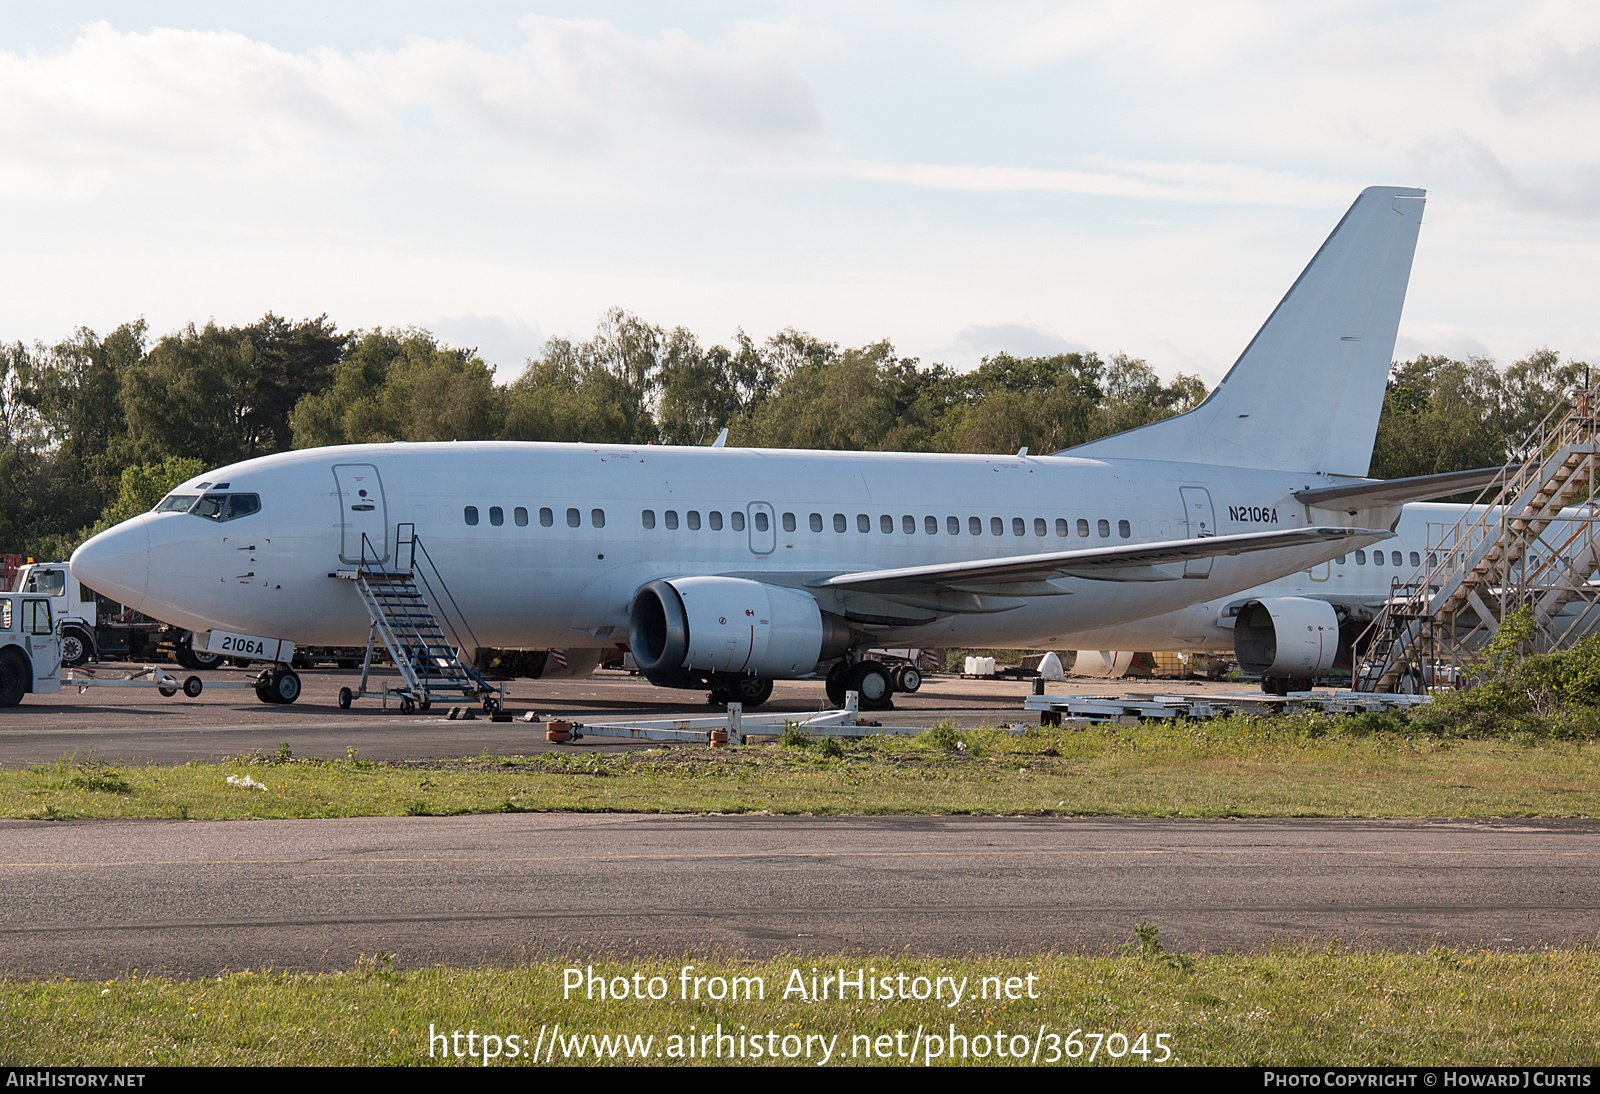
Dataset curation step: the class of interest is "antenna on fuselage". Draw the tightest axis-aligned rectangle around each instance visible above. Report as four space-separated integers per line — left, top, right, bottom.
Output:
711 428 729 448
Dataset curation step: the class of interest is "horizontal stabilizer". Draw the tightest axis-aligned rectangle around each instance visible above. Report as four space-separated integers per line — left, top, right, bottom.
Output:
1294 466 1510 511
805 526 1388 599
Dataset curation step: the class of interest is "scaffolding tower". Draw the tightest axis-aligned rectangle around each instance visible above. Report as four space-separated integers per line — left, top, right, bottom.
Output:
1356 389 1600 692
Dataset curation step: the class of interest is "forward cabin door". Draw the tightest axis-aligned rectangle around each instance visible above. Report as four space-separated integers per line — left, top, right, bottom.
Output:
1179 487 1216 578
334 464 389 566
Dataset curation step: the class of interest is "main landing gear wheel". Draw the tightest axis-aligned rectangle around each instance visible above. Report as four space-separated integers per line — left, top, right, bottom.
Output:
729 675 773 708
824 661 850 708
175 642 223 671
893 665 922 693
847 661 894 711
338 687 353 709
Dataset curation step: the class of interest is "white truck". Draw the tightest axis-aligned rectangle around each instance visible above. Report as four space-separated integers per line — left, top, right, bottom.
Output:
0 590 61 706
8 561 219 669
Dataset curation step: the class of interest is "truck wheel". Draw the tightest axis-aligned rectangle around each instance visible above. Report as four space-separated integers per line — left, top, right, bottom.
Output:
0 650 28 707
61 627 93 668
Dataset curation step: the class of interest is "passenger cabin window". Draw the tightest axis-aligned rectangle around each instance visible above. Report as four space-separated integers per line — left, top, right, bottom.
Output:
1336 555 1347 565
1034 518 1047 537
903 515 916 534
1118 520 1131 539
969 516 982 536
1097 519 1110 538
489 506 504 526
1077 519 1089 537
514 507 528 527
990 517 1003 536
835 513 848 533
1355 550 1366 564
880 515 893 534
948 516 961 535
811 513 824 533
665 510 679 530
540 507 554 527
591 509 605 528
731 512 745 532
567 508 581 528
642 509 656 529
858 514 871 533
710 511 724 531
754 512 768 532
1427 552 1437 568
783 513 797 533
1056 518 1069 537
464 506 479 526
1012 517 1025 536
1410 551 1420 568
925 515 937 535
687 511 701 530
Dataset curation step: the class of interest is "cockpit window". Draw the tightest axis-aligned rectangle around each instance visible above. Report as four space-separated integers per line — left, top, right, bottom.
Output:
155 494 200 513
188 493 261 522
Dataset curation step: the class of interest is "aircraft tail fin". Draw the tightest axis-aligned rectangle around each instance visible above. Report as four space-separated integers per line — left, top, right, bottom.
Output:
1065 186 1425 477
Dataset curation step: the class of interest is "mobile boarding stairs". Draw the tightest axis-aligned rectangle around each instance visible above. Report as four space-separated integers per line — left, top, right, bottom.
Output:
335 524 500 714
1357 388 1600 692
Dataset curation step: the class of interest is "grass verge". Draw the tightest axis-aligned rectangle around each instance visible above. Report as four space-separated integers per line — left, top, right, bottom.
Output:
4 940 1598 1066
3 716 1599 821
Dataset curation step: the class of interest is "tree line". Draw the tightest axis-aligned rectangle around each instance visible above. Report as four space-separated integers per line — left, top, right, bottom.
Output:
0 305 1586 561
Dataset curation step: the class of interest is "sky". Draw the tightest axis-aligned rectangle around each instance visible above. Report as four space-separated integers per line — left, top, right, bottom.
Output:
0 1 1595 384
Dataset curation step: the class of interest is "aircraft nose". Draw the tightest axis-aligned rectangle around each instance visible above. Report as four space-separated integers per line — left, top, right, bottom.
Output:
70 519 151 610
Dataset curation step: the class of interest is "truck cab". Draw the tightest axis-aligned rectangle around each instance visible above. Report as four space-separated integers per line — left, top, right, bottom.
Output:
0 592 62 705
14 563 97 666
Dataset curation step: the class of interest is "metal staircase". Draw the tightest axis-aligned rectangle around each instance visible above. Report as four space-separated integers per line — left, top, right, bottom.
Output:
1356 389 1600 692
338 523 498 713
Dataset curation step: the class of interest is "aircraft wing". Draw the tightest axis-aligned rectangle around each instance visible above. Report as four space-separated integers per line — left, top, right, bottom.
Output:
803 526 1388 598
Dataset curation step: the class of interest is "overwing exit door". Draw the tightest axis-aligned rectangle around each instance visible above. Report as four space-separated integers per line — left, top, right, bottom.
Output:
334 464 389 565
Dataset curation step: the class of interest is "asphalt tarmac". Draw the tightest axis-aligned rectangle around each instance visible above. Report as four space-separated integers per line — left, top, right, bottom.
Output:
5 668 1594 978
5 813 1598 978
0 666 1209 766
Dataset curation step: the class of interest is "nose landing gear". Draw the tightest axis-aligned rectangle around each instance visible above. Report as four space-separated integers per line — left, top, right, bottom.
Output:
254 665 302 704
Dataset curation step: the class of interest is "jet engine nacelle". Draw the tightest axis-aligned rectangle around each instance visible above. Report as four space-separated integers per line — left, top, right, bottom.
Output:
1233 597 1339 679
628 577 853 679
1071 650 1140 678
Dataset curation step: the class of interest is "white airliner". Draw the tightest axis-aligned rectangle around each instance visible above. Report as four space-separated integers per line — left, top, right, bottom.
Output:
73 186 1454 710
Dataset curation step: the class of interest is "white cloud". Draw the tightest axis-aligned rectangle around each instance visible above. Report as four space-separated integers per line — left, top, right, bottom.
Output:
0 16 824 198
